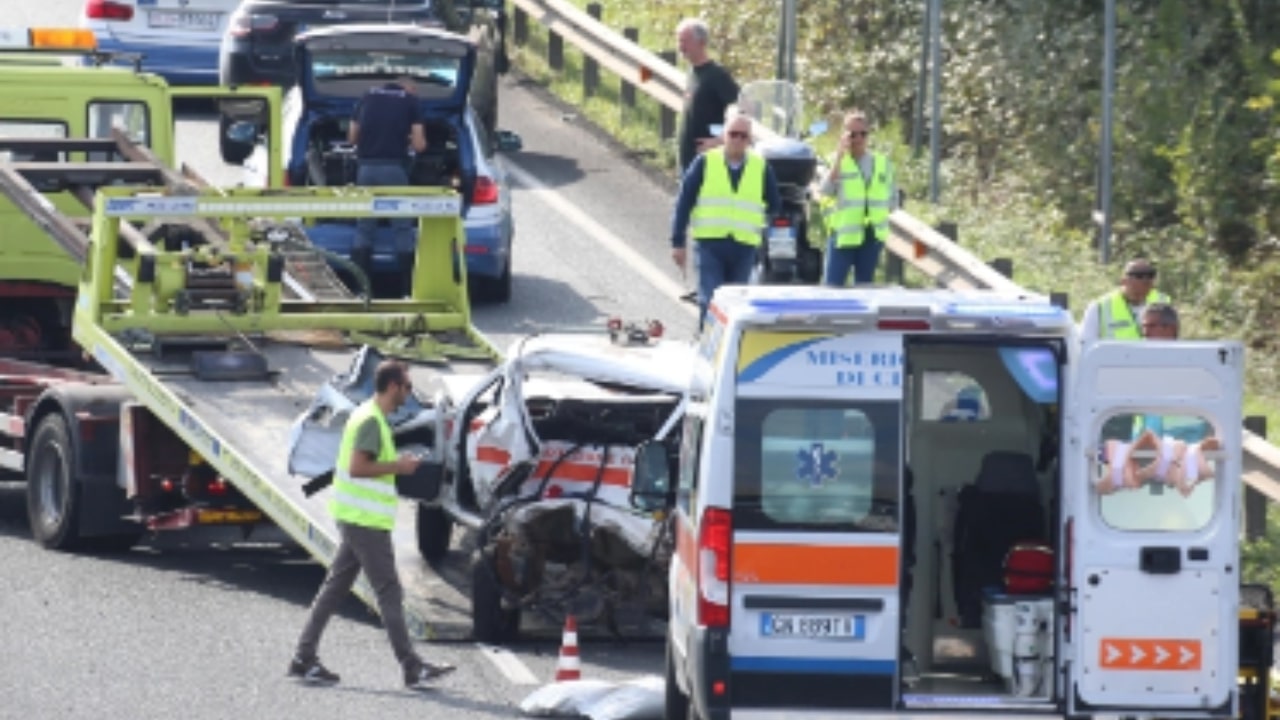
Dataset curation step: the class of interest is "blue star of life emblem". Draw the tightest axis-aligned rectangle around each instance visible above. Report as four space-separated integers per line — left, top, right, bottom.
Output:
796 442 839 488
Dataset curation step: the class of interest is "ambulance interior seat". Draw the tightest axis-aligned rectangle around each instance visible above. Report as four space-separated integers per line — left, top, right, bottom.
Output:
951 451 1045 628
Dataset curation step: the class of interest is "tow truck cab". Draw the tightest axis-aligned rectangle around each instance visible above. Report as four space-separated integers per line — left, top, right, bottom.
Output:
653 285 1243 720
0 26 281 359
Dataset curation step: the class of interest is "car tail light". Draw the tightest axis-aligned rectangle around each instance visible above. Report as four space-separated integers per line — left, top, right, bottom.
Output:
696 507 732 627
771 217 790 227
472 175 499 205
229 13 278 38
85 0 134 21
877 319 931 331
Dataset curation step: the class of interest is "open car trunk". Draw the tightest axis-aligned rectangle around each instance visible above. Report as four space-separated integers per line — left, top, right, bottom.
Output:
301 113 468 197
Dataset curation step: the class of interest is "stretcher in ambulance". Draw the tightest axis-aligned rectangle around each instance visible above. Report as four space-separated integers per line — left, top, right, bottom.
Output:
629 285 1244 720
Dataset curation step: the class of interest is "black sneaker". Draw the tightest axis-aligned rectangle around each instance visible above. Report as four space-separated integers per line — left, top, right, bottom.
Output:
405 660 456 689
288 656 340 685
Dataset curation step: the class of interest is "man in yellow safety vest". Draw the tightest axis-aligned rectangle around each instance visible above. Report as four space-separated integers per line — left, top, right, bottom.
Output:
671 110 781 328
818 109 896 286
289 359 456 689
1080 258 1171 341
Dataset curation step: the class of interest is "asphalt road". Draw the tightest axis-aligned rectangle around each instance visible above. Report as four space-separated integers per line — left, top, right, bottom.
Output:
3 6 695 719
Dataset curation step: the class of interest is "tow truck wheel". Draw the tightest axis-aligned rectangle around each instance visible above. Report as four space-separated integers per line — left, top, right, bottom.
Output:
26 414 82 551
471 550 520 644
665 639 690 720
415 504 453 565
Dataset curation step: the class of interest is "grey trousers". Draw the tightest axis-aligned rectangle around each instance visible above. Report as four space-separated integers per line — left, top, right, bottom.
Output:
295 520 420 670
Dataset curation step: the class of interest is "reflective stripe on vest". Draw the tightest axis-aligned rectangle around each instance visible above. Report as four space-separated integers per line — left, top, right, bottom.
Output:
829 153 892 248
1097 289 1170 339
690 149 766 246
329 400 399 531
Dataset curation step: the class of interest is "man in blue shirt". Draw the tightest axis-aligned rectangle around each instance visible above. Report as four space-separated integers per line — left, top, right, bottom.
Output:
670 112 782 328
347 77 428 277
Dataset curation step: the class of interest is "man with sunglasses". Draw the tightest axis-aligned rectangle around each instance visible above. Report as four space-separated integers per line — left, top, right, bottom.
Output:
675 18 740 174
671 111 781 328
290 359 457 689
1080 258 1171 341
818 110 896 287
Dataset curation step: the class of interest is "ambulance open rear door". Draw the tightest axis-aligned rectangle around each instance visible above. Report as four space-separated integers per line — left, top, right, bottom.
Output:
1066 340 1243 717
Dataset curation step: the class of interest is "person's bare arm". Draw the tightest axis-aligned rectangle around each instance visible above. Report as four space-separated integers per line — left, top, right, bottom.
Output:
347 119 361 145
409 122 427 153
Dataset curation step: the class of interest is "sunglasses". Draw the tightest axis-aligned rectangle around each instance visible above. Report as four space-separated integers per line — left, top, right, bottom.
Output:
1127 271 1156 280
845 130 869 137
727 130 750 140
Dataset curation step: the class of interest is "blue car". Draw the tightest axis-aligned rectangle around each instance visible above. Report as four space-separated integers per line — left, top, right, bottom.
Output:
79 0 240 84
274 24 520 303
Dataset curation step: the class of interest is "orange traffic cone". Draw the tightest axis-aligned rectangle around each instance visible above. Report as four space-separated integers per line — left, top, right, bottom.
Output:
553 614 581 682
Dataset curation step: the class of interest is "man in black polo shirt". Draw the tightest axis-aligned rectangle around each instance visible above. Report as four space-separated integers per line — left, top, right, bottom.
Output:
347 76 428 276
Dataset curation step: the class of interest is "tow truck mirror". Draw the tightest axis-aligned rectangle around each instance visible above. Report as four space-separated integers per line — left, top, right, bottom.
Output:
225 121 258 145
630 440 674 512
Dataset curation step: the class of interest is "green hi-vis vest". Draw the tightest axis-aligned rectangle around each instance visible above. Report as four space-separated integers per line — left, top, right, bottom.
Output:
690 149 767 247
830 153 893 248
1098 288 1171 339
329 400 399 531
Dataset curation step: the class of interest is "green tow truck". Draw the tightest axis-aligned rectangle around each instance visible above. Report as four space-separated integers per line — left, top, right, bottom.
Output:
0 130 500 638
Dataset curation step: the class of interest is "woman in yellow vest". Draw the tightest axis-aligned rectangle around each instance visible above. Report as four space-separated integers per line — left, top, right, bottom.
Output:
818 110 896 286
670 111 782 328
290 359 456 689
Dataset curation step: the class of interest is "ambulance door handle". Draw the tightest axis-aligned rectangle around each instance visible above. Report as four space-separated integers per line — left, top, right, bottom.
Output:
1139 546 1181 574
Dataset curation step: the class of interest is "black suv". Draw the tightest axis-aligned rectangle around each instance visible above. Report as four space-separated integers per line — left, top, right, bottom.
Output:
218 0 507 160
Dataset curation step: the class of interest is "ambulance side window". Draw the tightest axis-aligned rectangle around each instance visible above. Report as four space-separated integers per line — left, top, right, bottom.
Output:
677 414 704 513
1093 411 1219 532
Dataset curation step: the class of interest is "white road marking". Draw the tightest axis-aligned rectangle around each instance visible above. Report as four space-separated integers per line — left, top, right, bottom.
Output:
477 643 540 685
504 160 697 319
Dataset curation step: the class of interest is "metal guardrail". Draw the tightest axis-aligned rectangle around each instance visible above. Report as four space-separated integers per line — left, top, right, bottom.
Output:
509 0 1280 509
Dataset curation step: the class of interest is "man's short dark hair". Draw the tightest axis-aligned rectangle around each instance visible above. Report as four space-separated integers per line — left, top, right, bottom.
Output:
374 360 408 393
1142 302 1179 329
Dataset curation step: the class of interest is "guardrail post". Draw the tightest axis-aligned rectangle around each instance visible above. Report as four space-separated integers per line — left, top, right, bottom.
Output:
1245 415 1268 542
1050 291 1069 310
659 50 678 139
548 23 564 72
583 3 602 98
990 258 1013 279
935 221 958 243
513 6 528 47
621 28 639 108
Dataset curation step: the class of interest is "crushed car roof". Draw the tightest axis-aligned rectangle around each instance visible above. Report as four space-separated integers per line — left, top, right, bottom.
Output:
506 333 694 396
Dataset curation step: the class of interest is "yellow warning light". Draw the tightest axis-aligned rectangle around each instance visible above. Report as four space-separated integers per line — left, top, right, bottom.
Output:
28 28 98 51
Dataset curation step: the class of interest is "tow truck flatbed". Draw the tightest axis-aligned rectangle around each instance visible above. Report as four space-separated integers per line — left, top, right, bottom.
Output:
2 136 500 640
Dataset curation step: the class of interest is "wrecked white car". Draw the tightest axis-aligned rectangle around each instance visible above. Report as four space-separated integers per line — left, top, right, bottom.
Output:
287 326 691 643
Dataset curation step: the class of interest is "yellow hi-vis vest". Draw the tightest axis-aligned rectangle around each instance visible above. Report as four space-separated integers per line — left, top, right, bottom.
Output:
330 400 399 531
1097 288 1171 339
690 149 766 246
829 153 892 248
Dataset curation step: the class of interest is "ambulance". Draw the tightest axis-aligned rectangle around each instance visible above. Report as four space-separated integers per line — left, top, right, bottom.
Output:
629 284 1244 719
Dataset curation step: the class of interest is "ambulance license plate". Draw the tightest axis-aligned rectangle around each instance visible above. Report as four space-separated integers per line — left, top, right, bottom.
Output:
760 613 864 640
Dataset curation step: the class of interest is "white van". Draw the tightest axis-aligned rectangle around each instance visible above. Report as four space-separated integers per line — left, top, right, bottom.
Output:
631 285 1244 720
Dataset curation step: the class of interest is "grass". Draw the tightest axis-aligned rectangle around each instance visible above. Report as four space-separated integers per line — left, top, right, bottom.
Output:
507 4 1280 438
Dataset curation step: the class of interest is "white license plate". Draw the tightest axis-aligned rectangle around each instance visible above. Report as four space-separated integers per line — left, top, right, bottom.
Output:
148 11 221 31
760 612 865 640
767 227 797 259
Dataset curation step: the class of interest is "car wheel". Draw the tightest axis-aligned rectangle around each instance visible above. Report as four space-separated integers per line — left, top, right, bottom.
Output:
219 115 253 166
416 503 453 566
471 550 521 644
473 261 512 304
